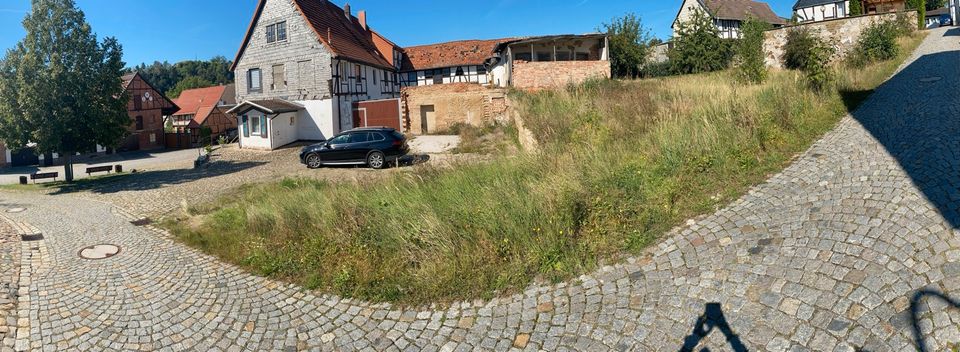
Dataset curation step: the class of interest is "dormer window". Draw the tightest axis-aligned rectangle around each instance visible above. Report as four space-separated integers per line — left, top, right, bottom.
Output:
266 21 287 43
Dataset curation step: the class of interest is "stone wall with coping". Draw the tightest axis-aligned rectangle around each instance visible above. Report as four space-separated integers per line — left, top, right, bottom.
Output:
763 11 918 69
511 61 611 90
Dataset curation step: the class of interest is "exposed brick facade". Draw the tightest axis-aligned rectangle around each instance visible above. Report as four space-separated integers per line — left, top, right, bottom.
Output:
401 84 509 134
511 61 611 90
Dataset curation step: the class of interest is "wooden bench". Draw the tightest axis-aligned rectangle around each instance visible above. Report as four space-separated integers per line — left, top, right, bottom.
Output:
85 165 113 176
29 172 58 183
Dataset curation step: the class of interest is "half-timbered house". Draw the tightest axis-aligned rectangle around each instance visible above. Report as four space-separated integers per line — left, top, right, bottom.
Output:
230 0 403 150
120 72 179 151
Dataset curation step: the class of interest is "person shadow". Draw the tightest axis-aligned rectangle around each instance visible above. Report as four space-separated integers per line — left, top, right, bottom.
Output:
910 289 960 352
679 303 749 352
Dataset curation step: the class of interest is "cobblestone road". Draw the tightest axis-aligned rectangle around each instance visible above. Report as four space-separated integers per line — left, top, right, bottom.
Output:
0 28 959 351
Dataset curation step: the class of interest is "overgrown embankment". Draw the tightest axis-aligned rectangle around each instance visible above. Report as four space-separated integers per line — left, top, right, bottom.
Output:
165 33 925 305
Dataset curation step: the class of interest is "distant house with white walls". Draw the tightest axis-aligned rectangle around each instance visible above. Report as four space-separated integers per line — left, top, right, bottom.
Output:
793 0 851 22
673 0 787 39
230 0 403 150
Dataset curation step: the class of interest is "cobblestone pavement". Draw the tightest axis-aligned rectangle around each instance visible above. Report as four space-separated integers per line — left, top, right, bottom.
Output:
0 28 959 351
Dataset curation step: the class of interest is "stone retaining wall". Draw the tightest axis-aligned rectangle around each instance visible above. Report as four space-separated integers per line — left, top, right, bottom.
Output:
764 11 918 68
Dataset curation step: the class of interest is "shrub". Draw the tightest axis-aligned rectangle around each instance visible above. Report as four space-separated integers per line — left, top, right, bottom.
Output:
850 0 863 16
848 20 900 67
639 61 673 78
669 9 733 74
783 27 819 70
734 18 771 84
805 43 835 91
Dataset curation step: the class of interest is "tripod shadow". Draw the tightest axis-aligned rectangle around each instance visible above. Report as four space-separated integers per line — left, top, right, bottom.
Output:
680 303 749 352
911 289 960 352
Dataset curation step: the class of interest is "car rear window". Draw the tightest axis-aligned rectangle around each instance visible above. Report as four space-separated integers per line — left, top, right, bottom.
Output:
390 131 405 140
369 132 386 141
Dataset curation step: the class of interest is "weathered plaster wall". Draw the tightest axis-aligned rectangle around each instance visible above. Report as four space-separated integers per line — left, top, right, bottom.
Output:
511 61 610 90
401 84 509 135
763 11 918 69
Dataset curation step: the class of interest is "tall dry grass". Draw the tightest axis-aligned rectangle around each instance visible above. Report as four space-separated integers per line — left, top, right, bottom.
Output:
167 33 925 305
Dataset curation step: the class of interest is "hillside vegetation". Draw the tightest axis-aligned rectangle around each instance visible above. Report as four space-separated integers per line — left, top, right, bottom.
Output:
166 33 925 305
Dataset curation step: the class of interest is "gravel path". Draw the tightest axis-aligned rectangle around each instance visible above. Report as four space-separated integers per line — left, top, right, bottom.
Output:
0 27 958 351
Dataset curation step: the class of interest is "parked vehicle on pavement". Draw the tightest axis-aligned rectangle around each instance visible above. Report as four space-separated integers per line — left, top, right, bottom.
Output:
300 127 409 169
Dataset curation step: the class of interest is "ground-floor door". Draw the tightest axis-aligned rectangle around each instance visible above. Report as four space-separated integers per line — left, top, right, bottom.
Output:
353 99 402 131
420 105 435 134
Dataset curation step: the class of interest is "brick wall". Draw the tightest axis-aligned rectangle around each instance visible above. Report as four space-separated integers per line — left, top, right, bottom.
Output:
401 84 509 134
763 11 918 69
511 60 611 90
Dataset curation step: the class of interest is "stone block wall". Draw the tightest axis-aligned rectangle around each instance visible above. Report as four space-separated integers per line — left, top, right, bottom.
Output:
401 84 509 135
511 61 611 90
763 11 918 69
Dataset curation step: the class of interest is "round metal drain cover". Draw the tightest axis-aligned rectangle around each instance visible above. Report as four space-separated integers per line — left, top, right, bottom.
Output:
79 244 121 260
6 208 25 213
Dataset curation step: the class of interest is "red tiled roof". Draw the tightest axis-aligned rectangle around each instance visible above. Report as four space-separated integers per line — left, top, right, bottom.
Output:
702 0 786 25
172 85 230 126
232 0 393 71
400 38 512 72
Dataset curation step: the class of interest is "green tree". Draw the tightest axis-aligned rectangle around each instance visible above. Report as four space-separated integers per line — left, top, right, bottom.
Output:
601 13 652 78
927 0 946 10
734 18 771 84
0 0 128 182
669 8 732 74
850 0 863 16
167 76 214 99
907 0 927 29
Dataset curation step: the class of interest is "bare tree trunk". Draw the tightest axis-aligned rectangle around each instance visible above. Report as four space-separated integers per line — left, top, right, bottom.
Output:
63 153 74 182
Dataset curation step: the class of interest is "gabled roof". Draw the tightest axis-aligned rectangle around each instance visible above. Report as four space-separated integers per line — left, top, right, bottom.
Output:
227 99 304 115
703 0 786 24
792 0 845 10
400 38 512 72
675 0 786 27
121 72 179 114
171 85 234 127
231 0 393 71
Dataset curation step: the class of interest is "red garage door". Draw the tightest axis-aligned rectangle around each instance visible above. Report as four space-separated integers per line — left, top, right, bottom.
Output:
353 99 402 131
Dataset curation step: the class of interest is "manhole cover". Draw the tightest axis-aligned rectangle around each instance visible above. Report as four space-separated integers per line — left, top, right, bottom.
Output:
920 77 942 83
6 208 25 213
78 244 121 260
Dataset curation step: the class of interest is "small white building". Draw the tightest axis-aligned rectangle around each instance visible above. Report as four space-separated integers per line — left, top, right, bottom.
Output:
794 0 850 22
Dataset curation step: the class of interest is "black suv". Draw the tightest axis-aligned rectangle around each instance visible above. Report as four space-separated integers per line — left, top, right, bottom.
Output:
300 127 409 169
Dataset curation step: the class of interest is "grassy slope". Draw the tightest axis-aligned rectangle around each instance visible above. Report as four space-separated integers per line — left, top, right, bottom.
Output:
166 33 926 305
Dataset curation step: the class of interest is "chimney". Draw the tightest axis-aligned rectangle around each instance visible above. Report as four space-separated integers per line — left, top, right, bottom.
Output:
343 3 351 18
358 10 367 30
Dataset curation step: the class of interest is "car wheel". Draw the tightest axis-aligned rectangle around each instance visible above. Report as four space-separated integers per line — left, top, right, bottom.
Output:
367 151 386 169
305 153 323 169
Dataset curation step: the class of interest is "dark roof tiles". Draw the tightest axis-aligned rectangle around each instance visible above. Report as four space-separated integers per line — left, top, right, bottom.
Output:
703 0 786 24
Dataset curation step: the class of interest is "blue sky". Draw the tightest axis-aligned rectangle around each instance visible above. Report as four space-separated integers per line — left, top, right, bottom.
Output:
0 0 799 66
